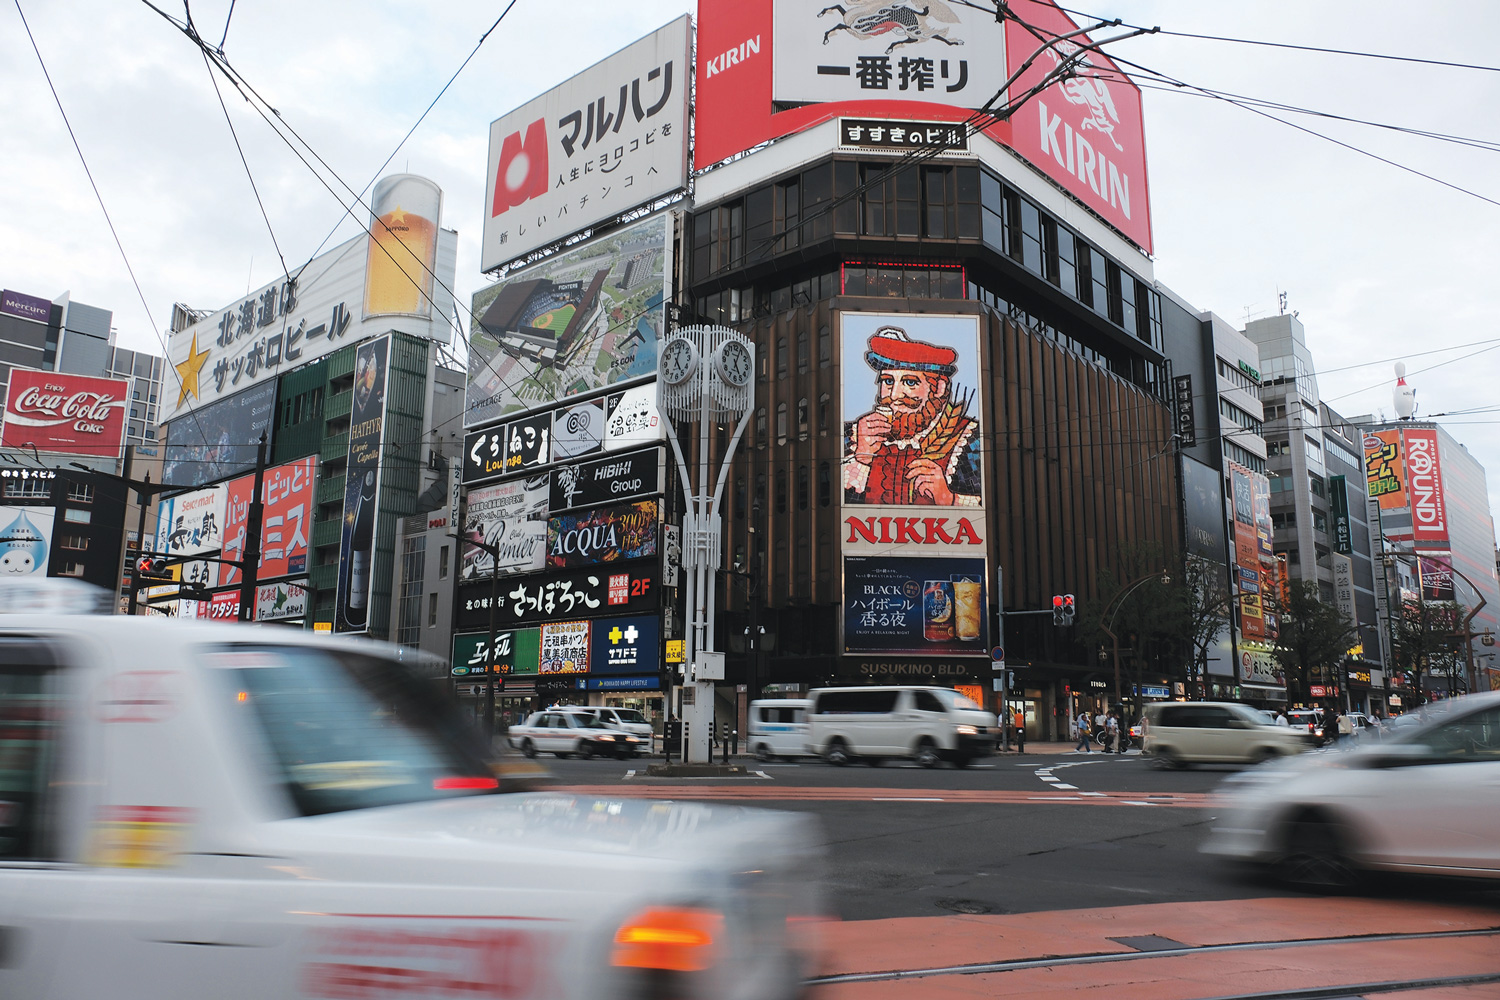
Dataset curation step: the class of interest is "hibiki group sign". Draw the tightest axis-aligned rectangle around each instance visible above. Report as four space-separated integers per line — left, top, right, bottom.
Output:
1 369 128 457
480 16 690 268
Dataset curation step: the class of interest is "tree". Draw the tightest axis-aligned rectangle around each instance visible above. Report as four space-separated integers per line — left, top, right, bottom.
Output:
1392 597 1468 705
1180 555 1234 701
1077 543 1183 714
1266 579 1359 708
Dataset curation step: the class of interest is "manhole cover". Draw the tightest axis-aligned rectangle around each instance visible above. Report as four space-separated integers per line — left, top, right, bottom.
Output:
1109 935 1186 952
934 897 993 914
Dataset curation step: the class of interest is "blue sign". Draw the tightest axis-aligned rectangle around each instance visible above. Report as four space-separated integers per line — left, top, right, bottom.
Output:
589 614 660 674
586 675 661 691
1133 684 1170 699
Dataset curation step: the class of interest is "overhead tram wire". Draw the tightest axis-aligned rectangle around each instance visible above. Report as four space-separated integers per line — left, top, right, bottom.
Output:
14 0 215 456
1053 6 1500 76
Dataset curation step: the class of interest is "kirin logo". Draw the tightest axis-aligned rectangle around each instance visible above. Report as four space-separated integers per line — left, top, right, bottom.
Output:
818 1 965 53
1045 39 1123 151
491 119 549 218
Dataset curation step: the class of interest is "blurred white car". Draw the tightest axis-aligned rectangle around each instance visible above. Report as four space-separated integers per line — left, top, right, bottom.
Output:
1203 691 1500 888
0 582 822 1000
508 709 644 759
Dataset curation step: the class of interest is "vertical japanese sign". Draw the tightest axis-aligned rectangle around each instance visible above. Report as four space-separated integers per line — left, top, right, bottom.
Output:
335 338 390 633
1228 461 1263 642
1172 374 1195 447
221 456 319 587
1329 475 1353 556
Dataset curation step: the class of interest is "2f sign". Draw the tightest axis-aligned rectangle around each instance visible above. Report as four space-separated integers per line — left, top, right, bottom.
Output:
491 120 549 218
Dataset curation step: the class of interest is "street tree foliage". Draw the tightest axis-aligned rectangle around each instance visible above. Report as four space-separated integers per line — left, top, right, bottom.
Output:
1265 579 1359 707
1180 555 1234 699
1392 598 1467 703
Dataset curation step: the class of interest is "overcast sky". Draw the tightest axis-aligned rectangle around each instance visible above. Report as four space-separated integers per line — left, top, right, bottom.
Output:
6 1 1500 527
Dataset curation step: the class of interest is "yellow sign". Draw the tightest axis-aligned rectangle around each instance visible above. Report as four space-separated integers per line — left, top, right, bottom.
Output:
314 622 333 633
665 639 685 664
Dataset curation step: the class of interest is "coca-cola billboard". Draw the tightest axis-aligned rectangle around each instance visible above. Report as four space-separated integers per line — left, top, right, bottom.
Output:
1 369 129 457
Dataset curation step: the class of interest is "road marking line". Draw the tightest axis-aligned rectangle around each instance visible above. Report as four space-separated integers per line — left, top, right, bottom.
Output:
1051 783 1079 790
873 797 945 802
623 770 636 779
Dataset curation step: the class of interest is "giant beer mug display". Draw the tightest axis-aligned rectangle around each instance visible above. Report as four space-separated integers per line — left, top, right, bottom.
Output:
363 174 441 318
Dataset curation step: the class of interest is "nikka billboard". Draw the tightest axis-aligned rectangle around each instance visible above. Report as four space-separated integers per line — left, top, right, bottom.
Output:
1 369 128 457
696 0 1151 250
480 16 690 269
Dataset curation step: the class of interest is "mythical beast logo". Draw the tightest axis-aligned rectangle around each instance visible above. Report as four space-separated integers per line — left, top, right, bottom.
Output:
818 1 965 53
1045 38 1123 151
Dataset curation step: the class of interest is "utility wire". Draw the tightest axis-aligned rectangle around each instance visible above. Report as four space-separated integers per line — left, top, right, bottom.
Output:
1054 6 1500 75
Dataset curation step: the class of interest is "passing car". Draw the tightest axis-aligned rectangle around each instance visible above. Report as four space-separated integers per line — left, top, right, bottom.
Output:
806 686 997 768
0 581 821 1000
749 699 812 761
1203 691 1500 888
1142 701 1311 768
563 705 655 746
508 709 644 759
1287 708 1328 746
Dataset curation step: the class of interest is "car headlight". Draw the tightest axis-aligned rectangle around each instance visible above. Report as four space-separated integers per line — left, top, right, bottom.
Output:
624 736 640 742
598 734 617 740
956 725 978 736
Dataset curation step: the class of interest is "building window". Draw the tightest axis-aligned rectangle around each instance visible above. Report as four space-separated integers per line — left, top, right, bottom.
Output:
428 592 439 627
66 482 94 503
818 393 830 434
438 544 450 580
2 477 50 499
735 477 746 519
1309 472 1326 498
60 533 88 551
63 509 90 524
755 472 767 511
818 461 832 508
1312 510 1328 534
796 466 809 511
776 403 788 445
145 429 156 440
57 562 85 578
755 407 767 448
776 337 788 378
818 324 831 366
396 535 426 647
796 330 808 373
130 407 139 419
775 470 787 514
797 398 809 439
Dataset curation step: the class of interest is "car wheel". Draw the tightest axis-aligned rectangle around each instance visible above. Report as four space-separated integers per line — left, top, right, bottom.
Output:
1249 747 1278 766
824 739 851 767
1277 814 1361 892
953 755 972 769
1153 747 1183 770
754 743 772 763
864 756 883 767
914 739 940 769
579 742 596 760
555 751 572 759
519 738 536 759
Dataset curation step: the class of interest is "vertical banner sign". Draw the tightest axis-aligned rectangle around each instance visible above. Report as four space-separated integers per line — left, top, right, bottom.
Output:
1329 475 1353 556
1172 374 1195 447
1251 470 1277 642
1228 462 1263 642
1332 553 1356 629
335 337 390 633
1404 428 1448 545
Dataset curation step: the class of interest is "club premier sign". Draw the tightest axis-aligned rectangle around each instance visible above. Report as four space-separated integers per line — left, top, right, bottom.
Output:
2 369 129 456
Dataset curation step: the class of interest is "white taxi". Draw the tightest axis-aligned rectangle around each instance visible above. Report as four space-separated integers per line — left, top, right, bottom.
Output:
508 710 645 759
0 582 822 1000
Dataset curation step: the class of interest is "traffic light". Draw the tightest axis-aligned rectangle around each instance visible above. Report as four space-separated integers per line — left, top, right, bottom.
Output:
1052 595 1065 625
1062 594 1076 626
135 555 171 581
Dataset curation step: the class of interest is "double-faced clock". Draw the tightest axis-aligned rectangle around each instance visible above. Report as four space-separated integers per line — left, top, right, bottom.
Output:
659 335 701 386
711 338 753 388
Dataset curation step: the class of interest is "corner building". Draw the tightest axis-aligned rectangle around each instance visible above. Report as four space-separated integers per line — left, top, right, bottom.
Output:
689 0 1178 736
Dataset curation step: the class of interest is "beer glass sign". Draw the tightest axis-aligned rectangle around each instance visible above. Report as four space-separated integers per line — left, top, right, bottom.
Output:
845 556 988 655
364 174 441 319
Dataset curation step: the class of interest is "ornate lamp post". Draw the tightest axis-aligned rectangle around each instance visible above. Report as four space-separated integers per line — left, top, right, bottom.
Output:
658 326 755 764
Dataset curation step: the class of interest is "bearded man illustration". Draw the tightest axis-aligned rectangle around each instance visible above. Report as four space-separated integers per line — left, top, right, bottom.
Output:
844 326 981 506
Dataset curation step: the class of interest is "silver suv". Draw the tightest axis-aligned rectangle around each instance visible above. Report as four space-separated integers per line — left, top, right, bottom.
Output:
1143 701 1312 768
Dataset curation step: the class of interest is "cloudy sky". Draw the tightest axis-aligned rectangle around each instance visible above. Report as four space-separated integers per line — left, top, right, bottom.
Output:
6 1 1500 519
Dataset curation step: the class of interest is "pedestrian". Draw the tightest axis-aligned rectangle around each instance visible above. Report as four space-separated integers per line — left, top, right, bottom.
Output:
1075 710 1092 752
1013 709 1026 754
1274 709 1290 727
1105 710 1120 753
1335 710 1353 748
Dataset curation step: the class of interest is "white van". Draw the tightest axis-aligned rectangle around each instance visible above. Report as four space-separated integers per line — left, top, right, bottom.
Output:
749 698 812 761
806 686 998 768
1143 701 1312 767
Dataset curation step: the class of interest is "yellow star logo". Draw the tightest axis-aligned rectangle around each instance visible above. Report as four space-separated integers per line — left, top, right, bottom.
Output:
175 332 210 407
390 205 407 225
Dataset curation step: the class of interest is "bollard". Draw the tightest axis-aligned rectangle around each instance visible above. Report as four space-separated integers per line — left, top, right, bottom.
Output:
722 730 729 764
683 721 690 763
731 728 739 756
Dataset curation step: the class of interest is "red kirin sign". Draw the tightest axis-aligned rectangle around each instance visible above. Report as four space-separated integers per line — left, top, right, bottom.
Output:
2 369 129 457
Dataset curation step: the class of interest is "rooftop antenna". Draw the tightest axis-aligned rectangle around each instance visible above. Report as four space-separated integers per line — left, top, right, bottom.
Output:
1278 290 1287 315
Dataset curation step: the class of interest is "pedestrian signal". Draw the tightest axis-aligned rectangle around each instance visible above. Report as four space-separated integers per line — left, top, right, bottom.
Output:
1062 594 1076 626
136 555 171 581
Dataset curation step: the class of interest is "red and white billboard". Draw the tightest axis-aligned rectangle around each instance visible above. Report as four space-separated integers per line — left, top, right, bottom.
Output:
1404 428 1448 545
1002 0 1151 252
1 369 129 457
694 0 1152 252
220 455 318 587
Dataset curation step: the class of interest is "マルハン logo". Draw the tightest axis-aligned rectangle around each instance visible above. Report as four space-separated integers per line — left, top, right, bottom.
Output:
491 119 549 218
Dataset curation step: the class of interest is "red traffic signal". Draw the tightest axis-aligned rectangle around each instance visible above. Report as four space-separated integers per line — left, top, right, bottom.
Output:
1052 595 1064 608
135 555 171 581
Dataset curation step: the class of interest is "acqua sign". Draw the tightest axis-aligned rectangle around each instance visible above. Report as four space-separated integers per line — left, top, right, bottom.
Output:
2 369 129 457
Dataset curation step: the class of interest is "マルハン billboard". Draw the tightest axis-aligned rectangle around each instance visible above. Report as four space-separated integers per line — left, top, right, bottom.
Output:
161 175 453 424
480 16 690 269
1 369 128 458
468 212 668 427
694 0 1152 252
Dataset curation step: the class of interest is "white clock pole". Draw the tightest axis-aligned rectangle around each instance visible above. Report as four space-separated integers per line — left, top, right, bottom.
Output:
659 325 754 764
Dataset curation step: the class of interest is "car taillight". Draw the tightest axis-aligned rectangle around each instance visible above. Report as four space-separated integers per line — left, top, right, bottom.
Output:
432 776 499 790
612 907 723 973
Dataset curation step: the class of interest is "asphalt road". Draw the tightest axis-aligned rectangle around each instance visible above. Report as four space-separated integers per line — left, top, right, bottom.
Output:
534 748 1500 922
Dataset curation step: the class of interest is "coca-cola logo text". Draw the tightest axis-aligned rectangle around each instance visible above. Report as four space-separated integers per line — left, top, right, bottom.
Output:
10 384 123 434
